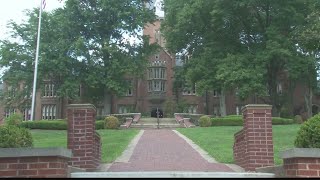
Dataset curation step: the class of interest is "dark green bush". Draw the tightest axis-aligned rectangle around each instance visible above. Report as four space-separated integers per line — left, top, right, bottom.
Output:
210 116 294 126
294 115 304 124
104 116 119 129
19 119 103 130
5 113 23 126
199 115 212 127
211 117 243 126
20 120 67 130
294 113 320 148
272 117 294 125
95 120 104 130
0 125 33 148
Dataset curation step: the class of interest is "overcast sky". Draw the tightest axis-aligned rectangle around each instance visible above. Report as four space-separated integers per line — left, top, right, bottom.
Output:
0 0 64 40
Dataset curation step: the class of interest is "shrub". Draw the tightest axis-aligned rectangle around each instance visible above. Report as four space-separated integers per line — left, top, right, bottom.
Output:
210 116 294 126
19 119 103 130
211 117 243 126
104 116 119 129
0 125 33 148
294 115 304 124
5 113 23 126
294 113 320 148
20 120 67 130
198 115 212 127
272 117 294 125
96 120 105 130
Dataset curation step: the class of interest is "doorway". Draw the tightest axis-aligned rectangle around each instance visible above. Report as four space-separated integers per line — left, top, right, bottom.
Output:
151 108 163 118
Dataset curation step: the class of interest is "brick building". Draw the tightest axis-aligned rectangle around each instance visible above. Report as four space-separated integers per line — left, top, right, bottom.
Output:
0 0 319 122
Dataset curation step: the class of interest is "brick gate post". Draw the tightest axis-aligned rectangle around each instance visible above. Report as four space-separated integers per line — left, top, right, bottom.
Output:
242 104 274 171
67 104 101 171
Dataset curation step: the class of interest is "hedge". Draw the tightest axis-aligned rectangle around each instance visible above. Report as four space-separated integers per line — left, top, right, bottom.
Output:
20 119 105 130
210 116 295 126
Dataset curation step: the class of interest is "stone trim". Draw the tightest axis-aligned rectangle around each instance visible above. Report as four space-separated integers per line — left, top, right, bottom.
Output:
241 104 272 112
280 148 320 159
0 148 72 158
67 104 96 111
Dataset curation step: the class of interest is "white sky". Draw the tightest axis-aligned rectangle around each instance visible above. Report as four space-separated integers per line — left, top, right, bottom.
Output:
0 0 64 41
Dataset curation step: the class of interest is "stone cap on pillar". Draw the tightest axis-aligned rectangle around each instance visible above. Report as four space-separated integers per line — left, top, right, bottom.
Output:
67 104 96 111
280 148 320 159
241 104 272 113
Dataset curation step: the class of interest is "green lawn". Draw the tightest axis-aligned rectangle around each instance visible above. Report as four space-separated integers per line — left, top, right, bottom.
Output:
31 129 139 163
31 125 300 165
176 124 301 165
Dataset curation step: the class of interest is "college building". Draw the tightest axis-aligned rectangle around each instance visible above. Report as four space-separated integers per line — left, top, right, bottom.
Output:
0 0 319 122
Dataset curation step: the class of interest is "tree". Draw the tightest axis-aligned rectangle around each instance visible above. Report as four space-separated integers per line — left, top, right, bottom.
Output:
0 0 157 111
162 0 316 116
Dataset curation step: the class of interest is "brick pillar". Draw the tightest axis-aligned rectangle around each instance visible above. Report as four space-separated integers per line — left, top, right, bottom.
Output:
242 104 274 171
67 104 100 170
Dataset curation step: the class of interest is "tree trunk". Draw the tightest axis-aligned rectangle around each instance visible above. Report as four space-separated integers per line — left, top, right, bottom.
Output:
304 87 313 118
219 90 227 116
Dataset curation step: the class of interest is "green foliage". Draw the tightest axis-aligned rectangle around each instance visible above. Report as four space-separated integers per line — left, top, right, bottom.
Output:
163 99 176 118
104 116 120 129
198 115 212 127
95 120 105 130
20 120 67 130
210 116 294 126
294 115 304 124
5 113 23 126
19 119 103 130
272 117 295 125
162 0 318 115
0 125 33 148
294 113 320 148
0 0 157 105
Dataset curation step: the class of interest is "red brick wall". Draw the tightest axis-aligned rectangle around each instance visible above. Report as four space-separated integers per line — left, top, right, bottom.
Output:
233 104 274 171
0 156 68 178
283 157 320 177
67 104 101 170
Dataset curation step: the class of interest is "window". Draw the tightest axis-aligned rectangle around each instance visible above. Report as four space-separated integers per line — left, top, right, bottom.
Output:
277 82 283 94
213 105 220 116
183 83 196 95
125 80 133 96
185 105 197 114
22 108 31 121
42 104 56 120
148 66 166 92
7 86 16 98
43 84 56 97
5 108 16 118
118 105 133 114
213 90 220 97
23 86 32 99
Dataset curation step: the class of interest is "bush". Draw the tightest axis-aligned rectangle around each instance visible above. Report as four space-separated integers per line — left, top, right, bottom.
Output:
198 115 212 127
210 116 294 126
211 117 243 126
5 113 23 126
294 115 304 124
20 120 67 130
104 116 119 129
294 113 320 148
272 117 294 125
19 119 103 130
0 125 33 148
96 120 105 130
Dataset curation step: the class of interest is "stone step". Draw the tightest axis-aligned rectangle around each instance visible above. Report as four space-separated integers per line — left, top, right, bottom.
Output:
130 123 183 129
71 171 275 178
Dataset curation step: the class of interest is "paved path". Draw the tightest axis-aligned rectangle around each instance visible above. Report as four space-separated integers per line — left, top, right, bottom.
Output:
106 129 241 172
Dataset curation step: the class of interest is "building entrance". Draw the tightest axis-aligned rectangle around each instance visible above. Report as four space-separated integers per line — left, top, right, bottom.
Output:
151 108 163 118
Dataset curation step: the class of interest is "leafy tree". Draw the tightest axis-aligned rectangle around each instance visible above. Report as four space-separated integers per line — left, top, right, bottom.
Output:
0 0 157 111
162 0 317 116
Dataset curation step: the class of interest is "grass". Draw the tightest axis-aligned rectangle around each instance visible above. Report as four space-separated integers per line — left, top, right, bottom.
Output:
31 129 139 163
31 124 301 166
176 124 301 165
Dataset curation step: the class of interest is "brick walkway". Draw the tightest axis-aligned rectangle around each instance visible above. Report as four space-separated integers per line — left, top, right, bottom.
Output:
107 129 236 172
